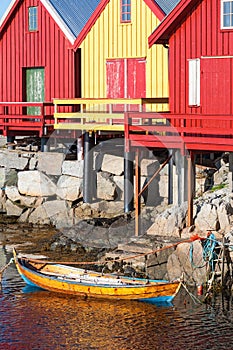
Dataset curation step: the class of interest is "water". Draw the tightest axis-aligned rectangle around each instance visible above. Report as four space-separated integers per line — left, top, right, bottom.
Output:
1 252 233 349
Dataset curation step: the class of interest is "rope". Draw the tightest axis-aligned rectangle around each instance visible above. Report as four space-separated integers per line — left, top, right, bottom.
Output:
202 233 219 271
189 243 207 269
19 235 204 266
181 282 203 304
189 233 220 270
0 258 14 283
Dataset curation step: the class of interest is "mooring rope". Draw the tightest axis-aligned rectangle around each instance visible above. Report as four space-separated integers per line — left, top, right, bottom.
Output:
18 235 205 266
180 282 203 305
0 258 14 283
189 233 219 271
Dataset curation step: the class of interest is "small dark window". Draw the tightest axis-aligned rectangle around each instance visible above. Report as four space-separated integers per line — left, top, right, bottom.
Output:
28 6 38 31
121 0 131 23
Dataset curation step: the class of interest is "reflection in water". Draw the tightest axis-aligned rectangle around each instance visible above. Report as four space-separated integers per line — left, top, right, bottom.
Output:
1 255 233 349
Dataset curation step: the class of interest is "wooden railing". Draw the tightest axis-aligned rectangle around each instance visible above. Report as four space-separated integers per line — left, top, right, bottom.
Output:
53 98 169 132
0 102 54 137
125 112 233 152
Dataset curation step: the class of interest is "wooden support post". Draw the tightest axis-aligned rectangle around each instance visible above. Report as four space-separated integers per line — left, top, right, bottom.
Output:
187 152 195 227
168 150 173 205
135 149 141 236
124 151 134 213
83 132 94 203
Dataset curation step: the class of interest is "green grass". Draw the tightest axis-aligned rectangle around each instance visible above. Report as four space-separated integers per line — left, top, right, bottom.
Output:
210 183 226 192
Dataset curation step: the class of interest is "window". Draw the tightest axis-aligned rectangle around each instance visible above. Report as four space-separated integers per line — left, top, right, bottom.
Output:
221 0 233 28
121 0 131 23
28 6 38 31
188 59 200 106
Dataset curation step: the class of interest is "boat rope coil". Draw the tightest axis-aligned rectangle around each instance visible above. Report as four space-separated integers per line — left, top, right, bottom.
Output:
189 233 219 271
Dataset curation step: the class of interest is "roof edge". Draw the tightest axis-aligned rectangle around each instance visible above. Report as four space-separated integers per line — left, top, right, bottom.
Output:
73 0 110 50
41 0 76 44
148 0 196 47
144 0 166 21
0 0 19 30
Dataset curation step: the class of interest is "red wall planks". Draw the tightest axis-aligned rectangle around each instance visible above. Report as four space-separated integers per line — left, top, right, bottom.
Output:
169 0 233 116
0 0 77 107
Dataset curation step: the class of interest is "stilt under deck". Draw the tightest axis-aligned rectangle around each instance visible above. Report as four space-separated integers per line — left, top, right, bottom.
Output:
124 111 233 233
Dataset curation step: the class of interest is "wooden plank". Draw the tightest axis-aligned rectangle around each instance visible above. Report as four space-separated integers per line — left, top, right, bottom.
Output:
54 112 124 119
54 123 124 131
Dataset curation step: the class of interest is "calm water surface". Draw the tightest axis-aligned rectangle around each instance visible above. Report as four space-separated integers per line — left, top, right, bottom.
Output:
1 249 233 349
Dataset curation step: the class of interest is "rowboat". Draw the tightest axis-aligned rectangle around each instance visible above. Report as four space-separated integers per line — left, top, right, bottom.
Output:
13 249 181 303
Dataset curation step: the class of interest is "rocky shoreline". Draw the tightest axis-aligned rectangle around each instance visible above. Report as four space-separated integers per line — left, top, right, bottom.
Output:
0 147 233 286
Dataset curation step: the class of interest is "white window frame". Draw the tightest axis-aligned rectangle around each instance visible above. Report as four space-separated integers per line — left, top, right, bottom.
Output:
221 0 233 29
188 59 200 107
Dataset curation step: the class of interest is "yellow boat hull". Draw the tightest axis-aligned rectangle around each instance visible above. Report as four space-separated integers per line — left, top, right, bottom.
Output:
13 249 181 303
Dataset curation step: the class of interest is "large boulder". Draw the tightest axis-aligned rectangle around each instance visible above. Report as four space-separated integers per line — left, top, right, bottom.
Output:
167 240 206 285
101 154 124 175
0 150 29 170
62 160 83 178
5 186 21 202
28 205 51 225
0 168 18 188
18 171 57 197
195 203 219 231
97 172 116 200
147 203 187 237
56 175 82 201
5 200 24 217
37 152 65 175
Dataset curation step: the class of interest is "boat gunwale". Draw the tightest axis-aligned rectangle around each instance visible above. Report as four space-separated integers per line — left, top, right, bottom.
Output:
17 257 179 289
13 249 181 300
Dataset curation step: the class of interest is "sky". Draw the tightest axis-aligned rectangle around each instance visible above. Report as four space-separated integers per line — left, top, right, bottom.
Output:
0 0 12 22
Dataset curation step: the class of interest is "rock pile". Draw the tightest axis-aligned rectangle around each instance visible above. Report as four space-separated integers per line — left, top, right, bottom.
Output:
0 148 232 285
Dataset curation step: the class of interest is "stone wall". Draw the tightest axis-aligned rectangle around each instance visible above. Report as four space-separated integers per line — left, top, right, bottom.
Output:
0 150 169 229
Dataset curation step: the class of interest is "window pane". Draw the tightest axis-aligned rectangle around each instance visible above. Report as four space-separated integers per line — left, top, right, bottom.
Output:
224 14 230 26
28 6 38 31
224 1 231 13
121 0 131 22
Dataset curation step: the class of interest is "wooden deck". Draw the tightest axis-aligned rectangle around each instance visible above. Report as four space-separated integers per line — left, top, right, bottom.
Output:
0 99 233 154
53 98 169 133
0 102 54 137
124 112 233 152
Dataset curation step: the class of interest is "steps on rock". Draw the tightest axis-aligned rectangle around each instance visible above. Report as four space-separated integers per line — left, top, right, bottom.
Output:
117 242 153 254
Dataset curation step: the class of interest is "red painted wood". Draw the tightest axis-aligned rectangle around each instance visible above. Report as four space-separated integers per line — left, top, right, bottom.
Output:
201 58 232 115
125 111 233 152
0 0 78 136
127 59 146 99
106 59 125 99
165 0 233 118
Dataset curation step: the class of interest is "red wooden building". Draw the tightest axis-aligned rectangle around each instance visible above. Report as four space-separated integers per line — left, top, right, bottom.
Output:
0 0 101 140
125 0 233 154
123 0 233 227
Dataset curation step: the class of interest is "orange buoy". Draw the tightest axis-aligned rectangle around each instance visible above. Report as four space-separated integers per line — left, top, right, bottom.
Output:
197 284 203 295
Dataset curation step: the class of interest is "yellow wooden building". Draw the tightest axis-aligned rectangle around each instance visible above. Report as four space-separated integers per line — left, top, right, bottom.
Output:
71 0 176 112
